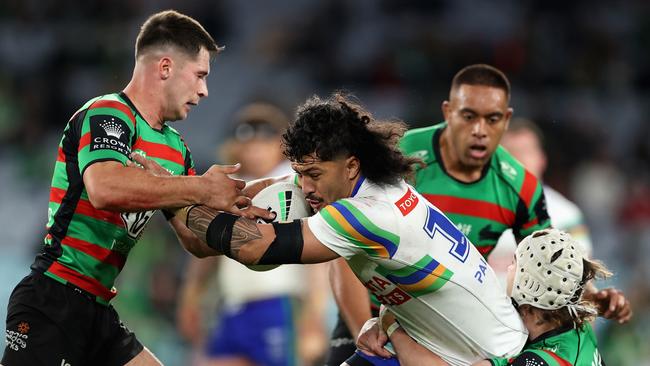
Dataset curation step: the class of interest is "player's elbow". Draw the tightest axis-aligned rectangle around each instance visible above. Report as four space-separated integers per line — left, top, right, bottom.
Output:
86 185 118 211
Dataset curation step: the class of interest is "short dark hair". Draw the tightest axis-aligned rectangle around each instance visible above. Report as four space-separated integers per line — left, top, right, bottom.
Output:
451 64 511 101
283 93 420 185
135 10 221 59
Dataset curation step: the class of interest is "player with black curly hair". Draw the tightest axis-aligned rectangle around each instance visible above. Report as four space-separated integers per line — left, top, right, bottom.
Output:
156 93 531 365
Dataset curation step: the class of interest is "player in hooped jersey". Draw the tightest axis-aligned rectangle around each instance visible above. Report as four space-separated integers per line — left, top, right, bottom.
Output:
1 11 271 366
165 94 529 365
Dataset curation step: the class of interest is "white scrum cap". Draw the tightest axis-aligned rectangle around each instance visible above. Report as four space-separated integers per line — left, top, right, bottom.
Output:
512 229 586 312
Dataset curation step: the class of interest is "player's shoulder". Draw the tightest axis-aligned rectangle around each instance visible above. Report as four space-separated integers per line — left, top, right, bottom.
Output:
326 188 399 229
80 93 136 124
400 122 445 163
491 145 541 194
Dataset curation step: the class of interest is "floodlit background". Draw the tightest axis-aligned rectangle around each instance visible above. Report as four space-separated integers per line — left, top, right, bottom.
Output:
0 0 649 364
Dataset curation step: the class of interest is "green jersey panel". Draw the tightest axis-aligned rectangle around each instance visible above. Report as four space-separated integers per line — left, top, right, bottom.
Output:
489 323 603 365
35 92 195 305
400 122 551 257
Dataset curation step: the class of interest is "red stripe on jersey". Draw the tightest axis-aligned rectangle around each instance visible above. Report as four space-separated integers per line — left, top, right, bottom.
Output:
79 132 91 151
48 262 117 301
187 167 196 176
90 100 136 126
520 170 537 208
50 187 124 227
423 194 515 226
62 236 126 269
541 350 572 366
133 137 184 166
522 217 539 230
57 147 66 162
477 245 495 256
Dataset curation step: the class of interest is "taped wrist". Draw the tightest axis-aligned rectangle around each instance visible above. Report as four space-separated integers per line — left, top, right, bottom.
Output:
204 212 239 257
258 220 304 264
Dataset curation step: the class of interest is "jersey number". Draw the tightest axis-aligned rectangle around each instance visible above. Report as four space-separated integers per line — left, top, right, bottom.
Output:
423 205 469 263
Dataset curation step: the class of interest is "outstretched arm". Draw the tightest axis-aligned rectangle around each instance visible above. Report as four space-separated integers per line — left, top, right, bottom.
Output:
173 205 339 265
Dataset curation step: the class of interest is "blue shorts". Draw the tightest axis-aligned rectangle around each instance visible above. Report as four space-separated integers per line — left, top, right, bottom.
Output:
205 296 297 366
345 350 401 366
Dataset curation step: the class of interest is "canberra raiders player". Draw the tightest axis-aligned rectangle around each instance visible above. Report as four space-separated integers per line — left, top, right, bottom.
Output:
161 94 529 365
2 11 270 366
324 64 551 366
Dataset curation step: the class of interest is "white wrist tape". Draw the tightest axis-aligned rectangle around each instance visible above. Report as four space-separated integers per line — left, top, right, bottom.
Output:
386 321 401 338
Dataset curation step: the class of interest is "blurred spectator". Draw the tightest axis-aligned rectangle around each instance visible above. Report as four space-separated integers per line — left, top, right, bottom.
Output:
490 118 594 282
176 102 330 366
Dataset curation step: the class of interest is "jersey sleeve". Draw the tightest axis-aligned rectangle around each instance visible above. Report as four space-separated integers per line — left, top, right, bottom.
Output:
307 198 400 260
77 101 136 176
490 350 556 366
513 170 551 241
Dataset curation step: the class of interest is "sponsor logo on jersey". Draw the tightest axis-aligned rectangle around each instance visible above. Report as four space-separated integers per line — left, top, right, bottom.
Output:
363 275 412 306
131 150 174 175
90 115 131 156
411 150 429 160
6 321 29 351
500 161 517 180
395 188 418 216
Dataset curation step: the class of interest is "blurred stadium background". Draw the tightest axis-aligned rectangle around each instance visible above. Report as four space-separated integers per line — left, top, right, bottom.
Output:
0 0 649 365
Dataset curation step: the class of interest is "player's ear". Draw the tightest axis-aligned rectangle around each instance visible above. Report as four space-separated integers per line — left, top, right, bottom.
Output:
504 108 514 129
159 56 172 80
442 100 450 121
345 156 360 180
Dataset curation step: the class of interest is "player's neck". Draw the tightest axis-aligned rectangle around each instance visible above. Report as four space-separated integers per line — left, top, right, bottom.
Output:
522 312 558 341
123 74 165 130
439 130 484 182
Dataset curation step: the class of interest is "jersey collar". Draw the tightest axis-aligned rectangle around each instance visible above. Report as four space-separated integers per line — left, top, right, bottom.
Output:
351 175 366 198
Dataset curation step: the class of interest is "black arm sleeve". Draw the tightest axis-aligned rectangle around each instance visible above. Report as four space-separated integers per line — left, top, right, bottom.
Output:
257 220 304 264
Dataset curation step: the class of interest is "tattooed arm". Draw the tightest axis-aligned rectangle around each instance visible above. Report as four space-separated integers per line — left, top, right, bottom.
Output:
173 205 339 265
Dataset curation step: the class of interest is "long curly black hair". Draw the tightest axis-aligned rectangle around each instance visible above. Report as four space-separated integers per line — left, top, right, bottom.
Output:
282 93 421 185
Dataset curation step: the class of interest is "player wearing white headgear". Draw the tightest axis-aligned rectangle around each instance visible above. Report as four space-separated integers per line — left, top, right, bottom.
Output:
371 228 610 366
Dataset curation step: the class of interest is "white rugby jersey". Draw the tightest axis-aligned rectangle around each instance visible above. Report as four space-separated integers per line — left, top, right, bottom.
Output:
307 177 527 365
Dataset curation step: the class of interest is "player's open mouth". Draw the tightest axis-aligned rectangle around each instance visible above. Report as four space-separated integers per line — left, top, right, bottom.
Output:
469 144 487 159
306 198 322 208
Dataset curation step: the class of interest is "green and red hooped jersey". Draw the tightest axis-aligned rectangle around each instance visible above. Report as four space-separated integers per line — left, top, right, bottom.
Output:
489 323 604 366
32 92 195 305
399 122 551 257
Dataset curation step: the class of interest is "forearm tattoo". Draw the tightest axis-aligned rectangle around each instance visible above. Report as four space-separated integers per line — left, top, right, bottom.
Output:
230 218 263 260
184 205 263 260
185 205 220 243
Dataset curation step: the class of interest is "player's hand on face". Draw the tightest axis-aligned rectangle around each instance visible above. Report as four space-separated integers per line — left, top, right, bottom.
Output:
128 153 171 176
595 287 632 324
201 164 274 220
356 317 392 358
